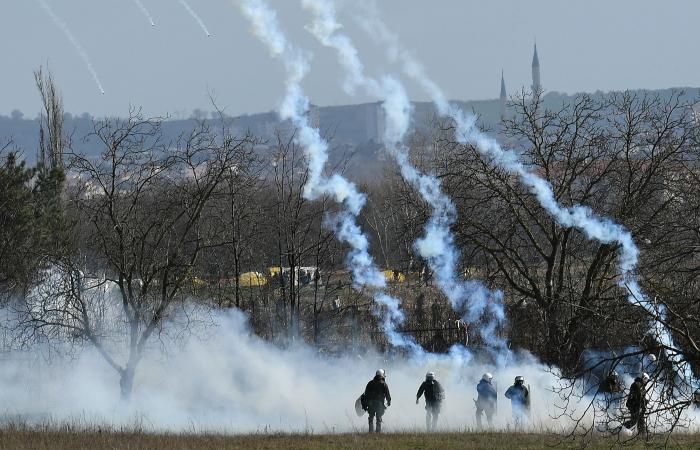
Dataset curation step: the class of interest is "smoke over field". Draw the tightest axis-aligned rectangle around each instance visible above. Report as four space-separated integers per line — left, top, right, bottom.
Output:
0 307 564 432
0 0 698 444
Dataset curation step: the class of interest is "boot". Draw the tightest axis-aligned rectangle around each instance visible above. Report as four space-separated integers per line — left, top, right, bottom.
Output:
368 417 374 433
376 419 382 433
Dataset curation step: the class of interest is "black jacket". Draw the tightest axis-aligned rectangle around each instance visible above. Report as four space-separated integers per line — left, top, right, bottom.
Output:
365 376 391 407
417 379 444 404
505 383 529 408
626 378 647 411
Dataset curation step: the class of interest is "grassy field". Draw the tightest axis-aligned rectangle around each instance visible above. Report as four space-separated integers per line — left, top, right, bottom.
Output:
1 429 699 450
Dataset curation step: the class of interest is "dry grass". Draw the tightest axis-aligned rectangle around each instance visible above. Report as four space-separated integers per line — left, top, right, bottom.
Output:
1 428 699 450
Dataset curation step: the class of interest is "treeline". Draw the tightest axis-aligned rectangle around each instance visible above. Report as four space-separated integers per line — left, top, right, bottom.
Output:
0 71 698 401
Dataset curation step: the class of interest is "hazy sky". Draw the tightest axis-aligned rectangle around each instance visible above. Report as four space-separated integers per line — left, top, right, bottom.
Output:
2 0 698 118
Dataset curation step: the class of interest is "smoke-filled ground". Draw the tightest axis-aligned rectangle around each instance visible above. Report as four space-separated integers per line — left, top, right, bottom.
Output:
0 309 577 433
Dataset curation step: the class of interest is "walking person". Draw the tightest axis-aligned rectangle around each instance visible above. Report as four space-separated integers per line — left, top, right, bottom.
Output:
475 373 497 427
505 376 530 429
363 369 391 433
416 371 445 431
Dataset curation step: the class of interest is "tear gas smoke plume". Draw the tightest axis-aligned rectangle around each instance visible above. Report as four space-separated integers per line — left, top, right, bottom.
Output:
356 1 696 388
131 0 156 27
179 0 212 37
36 0 105 94
0 306 584 432
238 0 417 351
302 0 507 351
3 277 699 434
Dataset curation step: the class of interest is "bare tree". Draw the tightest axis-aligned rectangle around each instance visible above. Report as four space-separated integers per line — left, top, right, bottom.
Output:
263 132 332 341
35 66 67 170
196 111 264 309
17 109 256 398
430 89 700 442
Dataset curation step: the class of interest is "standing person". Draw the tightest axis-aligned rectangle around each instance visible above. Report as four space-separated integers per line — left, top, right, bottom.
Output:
624 372 649 433
475 373 497 427
416 371 445 431
363 369 391 433
504 376 530 428
598 370 624 410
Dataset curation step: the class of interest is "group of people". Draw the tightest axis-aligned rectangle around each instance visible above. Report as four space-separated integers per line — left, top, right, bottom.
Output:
359 369 531 433
359 368 700 434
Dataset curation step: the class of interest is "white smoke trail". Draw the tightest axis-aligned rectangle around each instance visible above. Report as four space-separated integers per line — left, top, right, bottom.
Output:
36 0 105 94
238 0 419 352
131 0 156 27
356 3 695 384
179 0 212 37
302 0 506 349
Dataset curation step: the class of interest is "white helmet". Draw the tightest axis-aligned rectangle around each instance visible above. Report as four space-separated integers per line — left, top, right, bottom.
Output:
647 354 657 363
376 369 385 378
482 373 493 382
641 372 650 382
426 371 435 380
515 376 524 383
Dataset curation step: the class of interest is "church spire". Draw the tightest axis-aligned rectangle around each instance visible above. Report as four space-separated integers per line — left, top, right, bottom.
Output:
499 69 507 122
531 42 541 94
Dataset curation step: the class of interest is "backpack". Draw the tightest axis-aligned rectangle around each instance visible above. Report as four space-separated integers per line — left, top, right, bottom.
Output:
435 381 446 401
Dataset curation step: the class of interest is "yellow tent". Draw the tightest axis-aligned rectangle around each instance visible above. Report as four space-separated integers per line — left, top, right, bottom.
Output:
190 276 208 287
239 271 268 287
383 269 406 283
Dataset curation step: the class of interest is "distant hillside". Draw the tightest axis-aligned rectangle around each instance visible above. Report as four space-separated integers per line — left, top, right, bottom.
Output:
3 87 699 180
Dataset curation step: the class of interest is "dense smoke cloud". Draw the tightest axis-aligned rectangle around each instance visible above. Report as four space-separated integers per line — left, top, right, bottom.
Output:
0 307 572 432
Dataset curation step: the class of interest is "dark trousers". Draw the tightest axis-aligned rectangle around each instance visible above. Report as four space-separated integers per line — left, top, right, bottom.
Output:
624 408 645 432
368 407 385 433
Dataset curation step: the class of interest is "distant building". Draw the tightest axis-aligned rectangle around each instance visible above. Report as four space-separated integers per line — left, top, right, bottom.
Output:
499 44 541 122
499 69 507 122
308 104 320 130
532 43 542 94
365 102 385 143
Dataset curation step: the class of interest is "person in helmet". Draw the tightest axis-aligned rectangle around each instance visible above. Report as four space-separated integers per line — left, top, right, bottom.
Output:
504 375 530 428
623 372 650 433
364 369 391 433
475 373 497 427
416 371 445 431
598 370 624 410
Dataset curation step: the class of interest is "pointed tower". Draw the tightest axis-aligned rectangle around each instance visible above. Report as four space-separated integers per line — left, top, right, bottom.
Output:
499 69 507 122
531 43 541 94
